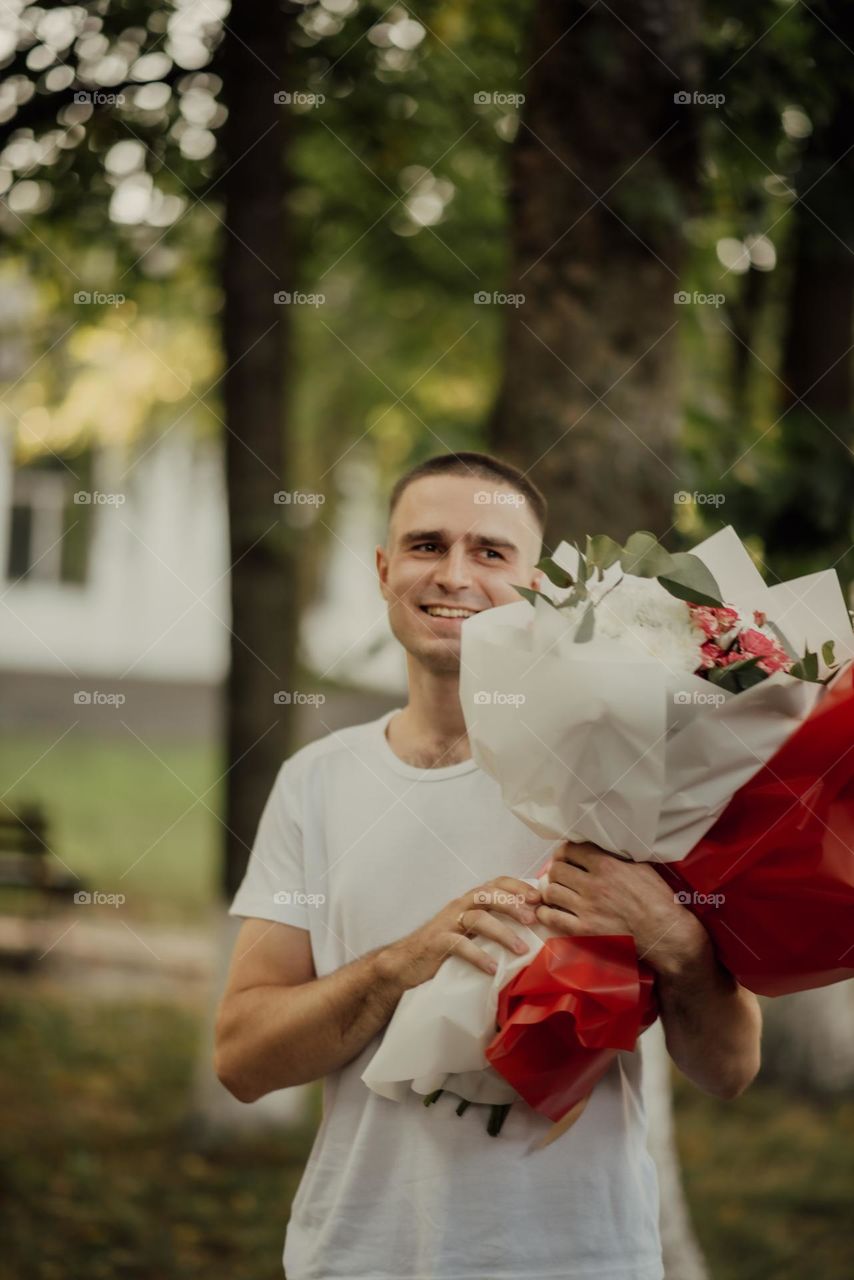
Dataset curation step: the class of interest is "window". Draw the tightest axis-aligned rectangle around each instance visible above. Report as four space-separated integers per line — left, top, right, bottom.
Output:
6 456 91 585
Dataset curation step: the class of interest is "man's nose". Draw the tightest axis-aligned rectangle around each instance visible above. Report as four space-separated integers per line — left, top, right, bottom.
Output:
431 545 473 591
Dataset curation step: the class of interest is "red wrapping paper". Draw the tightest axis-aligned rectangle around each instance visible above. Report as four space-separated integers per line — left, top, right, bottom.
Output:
485 935 657 1121
486 662 854 1120
661 661 854 995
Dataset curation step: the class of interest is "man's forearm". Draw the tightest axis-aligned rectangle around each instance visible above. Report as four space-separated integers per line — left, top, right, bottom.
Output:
215 945 407 1103
654 931 762 1100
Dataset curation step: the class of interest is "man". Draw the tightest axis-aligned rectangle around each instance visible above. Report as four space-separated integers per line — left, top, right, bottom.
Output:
215 450 761 1280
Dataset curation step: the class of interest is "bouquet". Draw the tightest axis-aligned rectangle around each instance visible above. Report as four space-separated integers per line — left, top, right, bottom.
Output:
361 526 854 1137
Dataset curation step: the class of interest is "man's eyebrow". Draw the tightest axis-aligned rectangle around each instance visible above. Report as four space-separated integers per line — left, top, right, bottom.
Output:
399 529 520 554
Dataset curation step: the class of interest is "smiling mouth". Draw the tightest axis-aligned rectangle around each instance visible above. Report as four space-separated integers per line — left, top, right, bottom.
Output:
419 605 480 619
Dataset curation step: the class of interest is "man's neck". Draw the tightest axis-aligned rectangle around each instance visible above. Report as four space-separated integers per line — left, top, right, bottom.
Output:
386 664 472 769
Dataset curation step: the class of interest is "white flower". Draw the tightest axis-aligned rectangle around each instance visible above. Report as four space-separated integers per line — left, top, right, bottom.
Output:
564 575 706 675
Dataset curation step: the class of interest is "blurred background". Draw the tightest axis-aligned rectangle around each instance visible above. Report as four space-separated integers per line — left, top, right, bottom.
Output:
1 1 853 1277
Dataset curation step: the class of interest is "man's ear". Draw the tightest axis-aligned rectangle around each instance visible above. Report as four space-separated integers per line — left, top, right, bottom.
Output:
376 544 389 598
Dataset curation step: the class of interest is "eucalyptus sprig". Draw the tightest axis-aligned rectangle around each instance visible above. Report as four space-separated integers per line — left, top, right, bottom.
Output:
512 530 724 629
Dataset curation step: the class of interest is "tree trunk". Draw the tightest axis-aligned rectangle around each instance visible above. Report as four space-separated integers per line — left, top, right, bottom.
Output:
488 0 702 549
220 0 298 897
491 3 707 1269
190 0 307 1138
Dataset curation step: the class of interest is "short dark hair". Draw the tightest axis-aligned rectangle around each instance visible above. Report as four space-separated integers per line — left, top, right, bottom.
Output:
387 451 547 539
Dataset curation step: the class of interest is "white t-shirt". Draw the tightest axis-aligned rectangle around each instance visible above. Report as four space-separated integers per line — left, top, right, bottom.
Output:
229 708 663 1280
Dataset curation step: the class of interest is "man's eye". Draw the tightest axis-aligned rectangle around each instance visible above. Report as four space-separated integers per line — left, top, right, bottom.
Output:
481 548 503 560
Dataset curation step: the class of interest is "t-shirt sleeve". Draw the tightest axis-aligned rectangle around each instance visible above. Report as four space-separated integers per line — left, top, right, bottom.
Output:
228 756 310 931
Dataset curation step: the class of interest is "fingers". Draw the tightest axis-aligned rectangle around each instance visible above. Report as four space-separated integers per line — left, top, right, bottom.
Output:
553 841 597 869
445 933 500 975
547 860 587 893
536 904 582 934
459 907 532 956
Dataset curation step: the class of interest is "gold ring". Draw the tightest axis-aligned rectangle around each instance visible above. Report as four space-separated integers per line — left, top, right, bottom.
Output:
456 910 468 931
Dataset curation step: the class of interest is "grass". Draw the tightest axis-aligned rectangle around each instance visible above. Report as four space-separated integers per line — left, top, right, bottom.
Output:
0 731 220 923
0 981 310 1280
675 1075 854 1280
1 982 852 1280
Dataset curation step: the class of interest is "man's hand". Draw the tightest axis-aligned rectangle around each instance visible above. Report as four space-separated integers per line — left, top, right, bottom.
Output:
536 840 706 976
537 839 761 1099
379 876 543 990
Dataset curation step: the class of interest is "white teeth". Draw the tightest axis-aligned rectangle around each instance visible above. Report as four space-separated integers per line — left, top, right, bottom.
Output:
424 606 476 618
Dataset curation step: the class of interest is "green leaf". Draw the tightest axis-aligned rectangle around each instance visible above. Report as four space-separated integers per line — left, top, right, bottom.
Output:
789 649 820 682
619 531 673 577
512 584 560 610
536 556 574 589
585 533 623 572
821 640 838 668
706 655 767 693
657 552 723 608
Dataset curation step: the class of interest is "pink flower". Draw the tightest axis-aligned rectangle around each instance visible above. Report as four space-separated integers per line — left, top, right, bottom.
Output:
689 603 741 640
736 628 790 674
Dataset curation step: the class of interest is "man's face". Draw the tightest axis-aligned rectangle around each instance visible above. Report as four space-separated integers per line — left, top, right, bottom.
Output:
376 474 544 674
